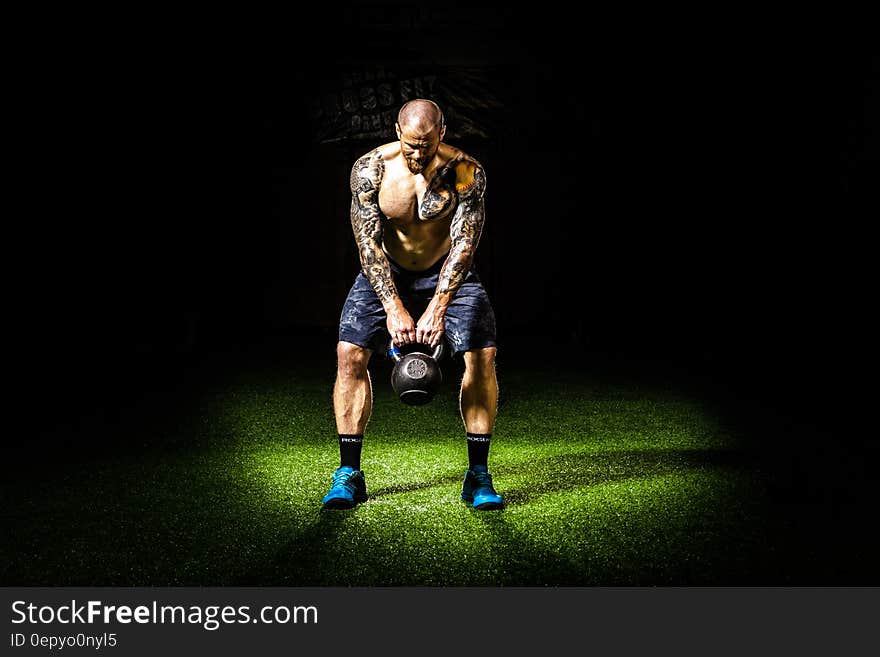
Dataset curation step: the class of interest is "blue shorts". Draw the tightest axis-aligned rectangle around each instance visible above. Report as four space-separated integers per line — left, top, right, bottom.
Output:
338 252 497 358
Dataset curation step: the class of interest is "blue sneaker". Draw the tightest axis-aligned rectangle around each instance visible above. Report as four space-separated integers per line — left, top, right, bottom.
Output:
321 466 367 509
461 465 504 510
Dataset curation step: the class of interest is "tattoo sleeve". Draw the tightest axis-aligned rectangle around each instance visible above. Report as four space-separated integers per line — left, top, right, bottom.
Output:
350 150 398 306
435 163 487 302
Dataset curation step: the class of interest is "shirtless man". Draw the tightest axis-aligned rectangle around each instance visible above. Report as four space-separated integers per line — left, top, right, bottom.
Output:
322 99 503 511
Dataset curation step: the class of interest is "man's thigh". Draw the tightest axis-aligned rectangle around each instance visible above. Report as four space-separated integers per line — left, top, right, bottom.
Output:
443 274 497 358
338 273 388 352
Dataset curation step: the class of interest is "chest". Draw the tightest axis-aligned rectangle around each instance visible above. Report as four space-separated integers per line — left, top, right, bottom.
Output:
378 172 458 224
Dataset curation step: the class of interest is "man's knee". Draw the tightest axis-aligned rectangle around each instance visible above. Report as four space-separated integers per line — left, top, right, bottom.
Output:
463 347 497 378
337 341 372 379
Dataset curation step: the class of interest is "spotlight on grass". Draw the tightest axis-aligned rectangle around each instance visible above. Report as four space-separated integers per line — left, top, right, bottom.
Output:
3 366 774 586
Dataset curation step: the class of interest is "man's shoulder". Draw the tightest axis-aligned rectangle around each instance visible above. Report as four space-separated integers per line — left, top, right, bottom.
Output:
350 144 398 191
353 142 399 168
440 144 482 167
441 146 485 194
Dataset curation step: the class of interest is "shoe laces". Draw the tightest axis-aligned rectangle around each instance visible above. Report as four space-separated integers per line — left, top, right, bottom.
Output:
472 469 494 490
331 469 354 488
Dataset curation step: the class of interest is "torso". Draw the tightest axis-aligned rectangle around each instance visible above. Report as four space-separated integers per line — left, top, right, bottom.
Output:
376 142 468 271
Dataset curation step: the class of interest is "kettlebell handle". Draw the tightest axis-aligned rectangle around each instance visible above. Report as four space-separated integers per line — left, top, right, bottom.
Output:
387 339 444 363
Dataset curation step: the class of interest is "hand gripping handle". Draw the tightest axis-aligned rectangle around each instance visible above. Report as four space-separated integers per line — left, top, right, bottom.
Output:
387 339 444 363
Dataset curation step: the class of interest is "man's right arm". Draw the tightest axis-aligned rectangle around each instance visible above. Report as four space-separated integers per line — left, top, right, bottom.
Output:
350 150 398 305
351 150 416 345
350 151 416 345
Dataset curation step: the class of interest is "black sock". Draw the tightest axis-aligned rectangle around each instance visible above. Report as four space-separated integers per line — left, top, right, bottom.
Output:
339 434 363 470
466 433 491 469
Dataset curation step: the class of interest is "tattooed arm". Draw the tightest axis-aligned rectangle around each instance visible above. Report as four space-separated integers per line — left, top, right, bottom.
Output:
350 150 396 303
350 150 417 344
416 158 487 347
437 159 487 300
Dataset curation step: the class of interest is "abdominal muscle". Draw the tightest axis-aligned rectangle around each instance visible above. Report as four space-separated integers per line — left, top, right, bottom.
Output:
382 218 452 271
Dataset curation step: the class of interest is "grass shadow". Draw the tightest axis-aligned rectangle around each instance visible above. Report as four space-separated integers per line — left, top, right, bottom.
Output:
496 447 757 507
235 508 348 585
368 473 464 499
465 447 769 585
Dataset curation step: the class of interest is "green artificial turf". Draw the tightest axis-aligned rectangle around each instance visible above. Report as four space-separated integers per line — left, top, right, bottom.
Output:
0 354 831 586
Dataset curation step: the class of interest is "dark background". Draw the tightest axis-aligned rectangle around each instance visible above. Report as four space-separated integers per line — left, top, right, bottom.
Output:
19 12 876 451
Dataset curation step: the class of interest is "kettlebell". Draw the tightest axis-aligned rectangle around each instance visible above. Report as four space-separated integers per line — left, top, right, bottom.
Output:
387 339 445 406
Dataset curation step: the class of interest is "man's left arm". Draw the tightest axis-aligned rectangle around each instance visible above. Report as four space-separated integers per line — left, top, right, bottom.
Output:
416 160 487 346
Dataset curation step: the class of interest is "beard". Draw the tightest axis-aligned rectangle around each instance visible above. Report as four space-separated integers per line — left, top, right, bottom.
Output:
406 158 426 174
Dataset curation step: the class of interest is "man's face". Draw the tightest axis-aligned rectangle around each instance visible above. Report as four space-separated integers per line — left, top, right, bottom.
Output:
397 123 442 174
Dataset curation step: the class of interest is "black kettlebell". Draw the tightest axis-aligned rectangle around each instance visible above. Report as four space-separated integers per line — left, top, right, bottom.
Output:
387 339 445 406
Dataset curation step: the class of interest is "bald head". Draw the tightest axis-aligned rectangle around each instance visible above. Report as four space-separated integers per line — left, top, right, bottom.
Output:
397 99 445 134
396 99 446 174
